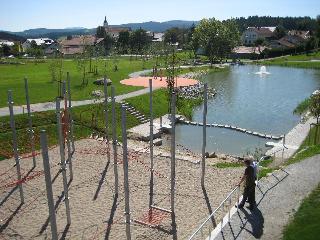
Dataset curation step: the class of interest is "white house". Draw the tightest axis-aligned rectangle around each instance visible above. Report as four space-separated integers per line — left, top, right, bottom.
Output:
22 38 54 52
152 33 165 42
0 40 15 47
242 27 276 45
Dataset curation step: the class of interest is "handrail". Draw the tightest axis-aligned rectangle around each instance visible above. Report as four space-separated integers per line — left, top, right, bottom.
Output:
189 156 267 240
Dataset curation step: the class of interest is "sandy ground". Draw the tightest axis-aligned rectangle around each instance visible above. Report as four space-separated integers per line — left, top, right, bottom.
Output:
0 138 243 240
120 77 198 88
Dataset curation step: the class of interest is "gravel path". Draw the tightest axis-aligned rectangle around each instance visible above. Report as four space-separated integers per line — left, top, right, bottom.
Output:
213 155 320 240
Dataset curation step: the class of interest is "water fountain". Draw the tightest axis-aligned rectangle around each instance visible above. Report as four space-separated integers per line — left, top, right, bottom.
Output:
255 65 270 75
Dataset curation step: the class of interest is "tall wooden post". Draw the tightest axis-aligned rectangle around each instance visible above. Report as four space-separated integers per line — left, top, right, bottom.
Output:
24 77 36 168
111 86 119 196
121 106 132 240
8 90 24 204
201 83 208 188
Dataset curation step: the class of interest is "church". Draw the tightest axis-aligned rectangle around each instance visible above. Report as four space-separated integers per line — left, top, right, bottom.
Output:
103 16 131 38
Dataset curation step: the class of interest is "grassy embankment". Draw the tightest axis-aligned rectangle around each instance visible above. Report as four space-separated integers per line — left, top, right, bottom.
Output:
0 103 140 160
0 57 157 108
126 66 228 120
282 183 320 240
256 51 320 69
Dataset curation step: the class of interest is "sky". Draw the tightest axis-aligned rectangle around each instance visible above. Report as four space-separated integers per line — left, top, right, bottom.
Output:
1 0 319 32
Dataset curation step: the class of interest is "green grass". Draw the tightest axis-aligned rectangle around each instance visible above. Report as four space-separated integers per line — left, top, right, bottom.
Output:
293 98 311 115
286 126 320 166
126 88 203 120
0 57 159 107
259 157 273 167
258 168 274 178
257 51 320 69
280 51 320 61
214 162 243 168
282 184 320 240
0 102 140 160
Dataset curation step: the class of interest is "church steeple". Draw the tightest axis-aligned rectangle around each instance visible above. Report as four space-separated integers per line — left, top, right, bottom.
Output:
103 16 108 28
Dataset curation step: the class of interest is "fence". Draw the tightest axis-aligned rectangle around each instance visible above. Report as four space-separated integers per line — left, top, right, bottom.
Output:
188 153 283 240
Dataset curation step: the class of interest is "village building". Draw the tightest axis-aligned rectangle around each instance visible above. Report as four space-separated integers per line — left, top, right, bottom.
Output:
103 16 131 38
231 46 268 59
241 27 276 45
0 40 15 47
44 42 60 55
59 35 104 55
22 38 54 52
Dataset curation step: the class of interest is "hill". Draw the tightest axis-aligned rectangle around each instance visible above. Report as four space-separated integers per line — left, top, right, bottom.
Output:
118 20 198 32
0 31 26 42
2 20 197 40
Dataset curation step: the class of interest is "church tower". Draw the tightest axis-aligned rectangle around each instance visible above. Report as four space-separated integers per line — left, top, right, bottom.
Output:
103 16 109 28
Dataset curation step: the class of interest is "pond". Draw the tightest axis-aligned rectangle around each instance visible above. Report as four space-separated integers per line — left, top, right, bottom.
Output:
176 65 320 156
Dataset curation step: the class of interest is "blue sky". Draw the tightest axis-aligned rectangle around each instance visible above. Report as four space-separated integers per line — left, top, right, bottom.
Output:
1 0 319 31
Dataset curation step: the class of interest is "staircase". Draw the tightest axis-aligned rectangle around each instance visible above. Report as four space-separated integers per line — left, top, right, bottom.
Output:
120 101 150 124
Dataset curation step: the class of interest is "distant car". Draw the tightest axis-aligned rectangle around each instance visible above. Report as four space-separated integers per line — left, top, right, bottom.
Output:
8 55 15 58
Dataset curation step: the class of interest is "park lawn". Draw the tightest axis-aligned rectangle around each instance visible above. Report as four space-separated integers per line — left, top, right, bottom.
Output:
258 51 320 69
285 125 320 166
0 102 140 160
0 57 157 107
125 88 203 120
282 183 320 240
262 60 320 69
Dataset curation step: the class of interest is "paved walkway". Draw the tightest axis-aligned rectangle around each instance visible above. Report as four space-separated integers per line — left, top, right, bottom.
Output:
0 88 155 117
212 155 320 240
265 117 316 166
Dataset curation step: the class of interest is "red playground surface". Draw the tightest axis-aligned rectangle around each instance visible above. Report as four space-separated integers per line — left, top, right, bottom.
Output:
120 76 199 88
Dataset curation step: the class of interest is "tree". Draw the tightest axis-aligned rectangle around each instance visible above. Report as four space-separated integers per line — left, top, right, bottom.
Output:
274 25 286 39
310 93 320 124
129 29 151 55
254 38 265 54
164 28 181 44
310 92 320 144
26 40 43 57
193 18 240 65
96 26 106 38
117 31 130 53
316 15 320 39
103 34 114 55
1 45 11 56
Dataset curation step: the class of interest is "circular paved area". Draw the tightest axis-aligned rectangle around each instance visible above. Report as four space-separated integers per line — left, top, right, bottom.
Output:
120 76 198 88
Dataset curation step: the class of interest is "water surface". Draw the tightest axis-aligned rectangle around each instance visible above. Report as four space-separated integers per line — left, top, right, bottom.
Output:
176 65 320 155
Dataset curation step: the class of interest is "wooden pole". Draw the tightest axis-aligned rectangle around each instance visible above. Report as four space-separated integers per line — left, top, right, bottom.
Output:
201 84 208 188
149 79 154 209
8 90 24 204
24 77 36 168
121 106 132 240
170 92 176 212
40 130 58 240
111 86 119 196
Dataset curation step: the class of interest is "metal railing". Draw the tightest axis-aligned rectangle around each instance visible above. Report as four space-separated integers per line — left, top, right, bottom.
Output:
188 156 271 240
